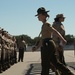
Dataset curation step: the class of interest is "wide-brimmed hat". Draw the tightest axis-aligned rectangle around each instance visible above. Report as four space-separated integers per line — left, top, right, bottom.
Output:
55 14 65 19
35 7 50 16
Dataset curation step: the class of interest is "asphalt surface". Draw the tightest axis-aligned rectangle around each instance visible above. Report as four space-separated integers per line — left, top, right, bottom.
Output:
0 50 75 75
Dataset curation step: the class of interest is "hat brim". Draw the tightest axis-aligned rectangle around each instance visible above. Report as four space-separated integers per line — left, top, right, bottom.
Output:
35 10 50 17
55 17 66 19
63 17 66 18
35 14 38 16
61 17 66 19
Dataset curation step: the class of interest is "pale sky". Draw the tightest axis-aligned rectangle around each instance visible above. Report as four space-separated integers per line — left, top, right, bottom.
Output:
0 0 75 38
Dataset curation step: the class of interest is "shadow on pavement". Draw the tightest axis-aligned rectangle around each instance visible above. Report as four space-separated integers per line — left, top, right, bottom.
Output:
67 62 75 70
25 63 55 75
25 62 75 75
25 63 41 75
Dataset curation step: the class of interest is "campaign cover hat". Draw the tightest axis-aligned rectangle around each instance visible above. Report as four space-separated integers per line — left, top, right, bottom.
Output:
35 7 50 16
55 14 65 19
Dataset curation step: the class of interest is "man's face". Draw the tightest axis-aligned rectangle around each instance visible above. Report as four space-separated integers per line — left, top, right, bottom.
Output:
59 17 65 22
37 14 46 21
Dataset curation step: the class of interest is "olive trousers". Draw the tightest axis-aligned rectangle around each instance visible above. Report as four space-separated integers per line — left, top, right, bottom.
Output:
41 38 74 75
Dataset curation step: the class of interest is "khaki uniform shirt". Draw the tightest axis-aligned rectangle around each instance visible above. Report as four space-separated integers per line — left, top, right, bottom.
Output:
18 40 26 49
36 21 53 48
52 22 65 45
41 21 53 39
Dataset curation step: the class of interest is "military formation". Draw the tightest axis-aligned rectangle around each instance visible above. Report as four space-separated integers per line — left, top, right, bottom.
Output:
0 7 74 75
0 27 17 73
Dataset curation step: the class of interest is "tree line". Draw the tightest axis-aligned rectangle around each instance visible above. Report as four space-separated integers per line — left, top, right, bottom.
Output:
15 34 75 46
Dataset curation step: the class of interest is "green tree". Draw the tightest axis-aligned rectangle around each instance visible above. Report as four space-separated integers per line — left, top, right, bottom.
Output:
65 34 74 45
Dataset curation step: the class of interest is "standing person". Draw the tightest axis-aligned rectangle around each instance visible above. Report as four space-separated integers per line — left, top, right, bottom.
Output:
12 36 17 63
17 36 26 62
74 39 75 57
32 7 74 75
52 14 66 66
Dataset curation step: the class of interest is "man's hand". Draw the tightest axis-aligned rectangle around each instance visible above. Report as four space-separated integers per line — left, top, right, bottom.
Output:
62 40 67 46
60 40 67 47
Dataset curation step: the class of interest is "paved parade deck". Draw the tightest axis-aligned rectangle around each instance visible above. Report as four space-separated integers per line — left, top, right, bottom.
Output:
0 50 75 75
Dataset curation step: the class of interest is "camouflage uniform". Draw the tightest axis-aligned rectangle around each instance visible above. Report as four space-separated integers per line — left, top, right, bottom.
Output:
0 32 2 72
74 39 75 56
0 28 17 73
